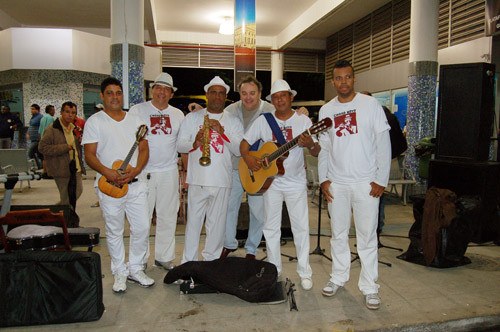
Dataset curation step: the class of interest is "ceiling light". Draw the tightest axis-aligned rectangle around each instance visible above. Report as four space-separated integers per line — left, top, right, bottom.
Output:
219 17 234 35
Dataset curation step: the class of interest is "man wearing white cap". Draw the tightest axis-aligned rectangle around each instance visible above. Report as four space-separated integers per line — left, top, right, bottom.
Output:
129 72 185 270
177 76 243 262
240 79 319 291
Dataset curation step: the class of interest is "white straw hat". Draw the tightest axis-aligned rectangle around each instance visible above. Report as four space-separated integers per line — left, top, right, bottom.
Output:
266 79 297 101
204 76 230 93
150 72 177 91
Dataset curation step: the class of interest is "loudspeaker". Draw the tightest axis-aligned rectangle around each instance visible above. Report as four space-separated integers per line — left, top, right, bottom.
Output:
428 159 500 243
436 63 495 161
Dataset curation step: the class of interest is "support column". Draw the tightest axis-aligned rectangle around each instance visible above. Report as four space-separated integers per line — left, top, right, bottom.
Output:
406 0 439 187
271 50 284 84
110 0 145 109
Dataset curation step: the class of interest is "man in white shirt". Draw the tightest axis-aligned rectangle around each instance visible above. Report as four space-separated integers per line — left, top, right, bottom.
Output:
177 76 243 262
241 79 320 291
318 59 391 310
83 77 154 293
129 73 185 270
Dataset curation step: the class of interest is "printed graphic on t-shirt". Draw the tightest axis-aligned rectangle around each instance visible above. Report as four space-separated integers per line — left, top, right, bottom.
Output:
197 126 225 154
150 115 172 135
272 127 293 143
334 111 358 137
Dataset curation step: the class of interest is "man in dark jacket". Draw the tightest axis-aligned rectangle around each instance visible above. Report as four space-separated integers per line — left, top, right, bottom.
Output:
39 101 85 205
27 104 43 168
0 105 23 149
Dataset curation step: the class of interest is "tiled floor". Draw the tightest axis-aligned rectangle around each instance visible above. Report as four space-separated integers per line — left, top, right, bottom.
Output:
1 170 500 331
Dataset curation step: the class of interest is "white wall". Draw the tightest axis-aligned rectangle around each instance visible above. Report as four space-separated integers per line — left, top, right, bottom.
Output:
72 30 111 75
0 29 13 71
324 37 493 100
1 28 161 77
144 45 162 81
11 28 73 70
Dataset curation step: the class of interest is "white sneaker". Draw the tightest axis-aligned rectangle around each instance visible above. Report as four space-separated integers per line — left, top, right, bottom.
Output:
300 277 313 290
127 270 155 287
112 273 127 293
365 293 381 310
322 281 341 297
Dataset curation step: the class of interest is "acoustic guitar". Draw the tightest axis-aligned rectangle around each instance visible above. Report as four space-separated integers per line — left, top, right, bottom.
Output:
98 125 148 198
239 118 332 194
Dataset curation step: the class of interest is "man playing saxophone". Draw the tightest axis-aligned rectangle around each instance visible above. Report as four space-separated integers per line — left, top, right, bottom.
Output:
177 76 243 262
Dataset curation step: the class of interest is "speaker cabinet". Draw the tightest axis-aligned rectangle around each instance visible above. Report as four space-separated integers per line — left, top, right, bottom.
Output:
436 63 495 161
428 159 500 243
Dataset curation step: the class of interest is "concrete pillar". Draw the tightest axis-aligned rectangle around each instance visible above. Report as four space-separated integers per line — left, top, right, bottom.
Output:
271 51 284 84
406 0 439 187
110 0 145 109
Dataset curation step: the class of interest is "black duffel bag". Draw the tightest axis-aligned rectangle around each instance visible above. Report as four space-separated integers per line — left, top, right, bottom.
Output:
164 257 277 303
0 250 104 327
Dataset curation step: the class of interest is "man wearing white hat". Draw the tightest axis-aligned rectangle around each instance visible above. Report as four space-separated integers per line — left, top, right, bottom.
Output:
177 76 243 262
129 72 185 270
240 79 320 291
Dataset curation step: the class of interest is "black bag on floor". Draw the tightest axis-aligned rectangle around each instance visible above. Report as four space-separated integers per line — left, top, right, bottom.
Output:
164 257 277 303
0 251 104 327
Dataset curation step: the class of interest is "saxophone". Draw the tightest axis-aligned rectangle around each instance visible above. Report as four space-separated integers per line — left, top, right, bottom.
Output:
199 114 211 166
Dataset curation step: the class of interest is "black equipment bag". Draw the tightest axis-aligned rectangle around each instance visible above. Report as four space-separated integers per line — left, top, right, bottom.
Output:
164 257 277 303
0 251 104 327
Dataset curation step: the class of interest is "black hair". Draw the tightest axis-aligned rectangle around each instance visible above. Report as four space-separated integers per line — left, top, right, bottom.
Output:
100 77 123 93
31 104 40 111
61 101 77 111
333 59 355 77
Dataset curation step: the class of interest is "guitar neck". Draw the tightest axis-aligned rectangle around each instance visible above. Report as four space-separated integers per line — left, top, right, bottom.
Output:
267 132 303 162
118 141 139 171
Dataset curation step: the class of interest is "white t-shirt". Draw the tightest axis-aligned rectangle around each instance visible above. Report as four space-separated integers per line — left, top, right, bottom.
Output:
225 100 275 170
244 110 312 192
82 111 147 186
177 109 243 188
129 101 184 173
318 92 391 185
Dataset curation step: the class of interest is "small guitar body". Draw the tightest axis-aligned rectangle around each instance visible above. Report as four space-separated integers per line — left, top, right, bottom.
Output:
97 161 132 198
239 117 333 195
239 141 288 194
97 124 148 198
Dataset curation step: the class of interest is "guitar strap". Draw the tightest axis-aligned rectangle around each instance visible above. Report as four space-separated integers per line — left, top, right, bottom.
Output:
262 113 287 145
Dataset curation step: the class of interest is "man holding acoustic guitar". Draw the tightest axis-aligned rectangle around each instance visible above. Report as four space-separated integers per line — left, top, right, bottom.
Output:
240 80 327 292
83 77 153 293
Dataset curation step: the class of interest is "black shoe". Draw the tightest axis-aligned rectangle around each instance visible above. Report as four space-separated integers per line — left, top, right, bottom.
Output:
41 173 53 179
220 247 236 259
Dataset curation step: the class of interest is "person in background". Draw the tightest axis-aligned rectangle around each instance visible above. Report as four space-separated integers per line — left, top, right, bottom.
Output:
318 59 391 310
39 102 85 206
0 105 23 149
129 72 185 270
39 105 56 178
27 104 43 169
360 91 407 235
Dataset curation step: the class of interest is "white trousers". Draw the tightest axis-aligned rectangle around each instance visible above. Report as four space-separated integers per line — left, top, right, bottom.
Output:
182 185 231 263
327 182 380 295
224 169 265 255
146 168 179 263
97 181 150 275
263 189 312 279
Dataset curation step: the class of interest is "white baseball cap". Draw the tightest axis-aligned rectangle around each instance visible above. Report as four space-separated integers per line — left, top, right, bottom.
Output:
95 103 104 110
204 76 230 93
266 79 297 101
150 72 177 91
